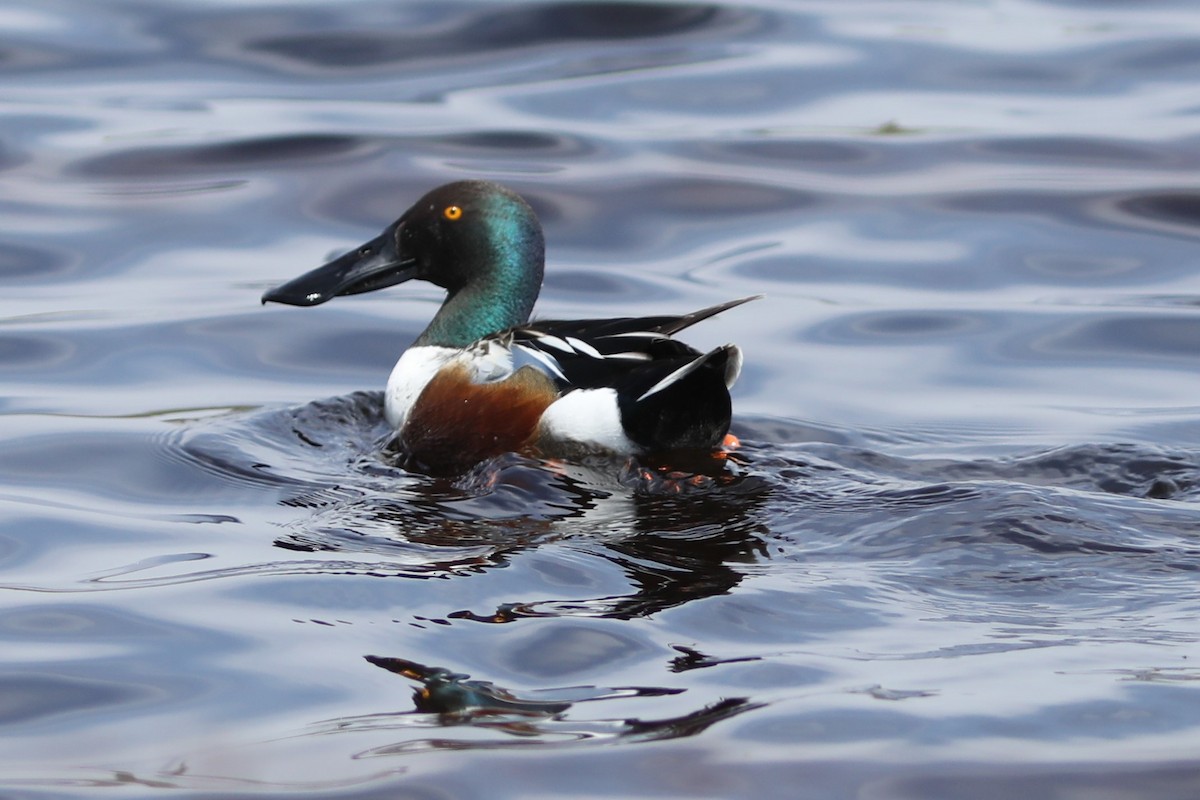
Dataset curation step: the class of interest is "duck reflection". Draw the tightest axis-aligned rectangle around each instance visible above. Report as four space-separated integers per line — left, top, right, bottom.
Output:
317 655 759 752
273 447 770 619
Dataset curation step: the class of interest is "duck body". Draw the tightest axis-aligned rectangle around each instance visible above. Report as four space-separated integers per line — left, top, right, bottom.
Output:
264 180 754 475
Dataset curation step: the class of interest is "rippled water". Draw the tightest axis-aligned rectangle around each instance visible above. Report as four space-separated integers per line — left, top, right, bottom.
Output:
3 0 1200 796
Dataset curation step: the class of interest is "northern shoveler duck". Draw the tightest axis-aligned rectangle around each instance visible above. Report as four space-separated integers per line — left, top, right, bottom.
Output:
263 180 755 475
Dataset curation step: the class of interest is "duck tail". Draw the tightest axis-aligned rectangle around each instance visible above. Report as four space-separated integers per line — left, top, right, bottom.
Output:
652 296 761 336
619 345 741 451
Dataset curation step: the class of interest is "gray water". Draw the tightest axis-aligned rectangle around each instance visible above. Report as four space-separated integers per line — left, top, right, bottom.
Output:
2 1 1200 797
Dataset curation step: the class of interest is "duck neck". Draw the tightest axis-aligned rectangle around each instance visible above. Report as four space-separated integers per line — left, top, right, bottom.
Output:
414 253 542 348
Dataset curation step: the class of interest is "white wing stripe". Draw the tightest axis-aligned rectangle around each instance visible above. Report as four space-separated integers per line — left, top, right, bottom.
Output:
565 336 603 358
533 334 573 353
635 355 709 403
598 331 663 340
514 343 568 381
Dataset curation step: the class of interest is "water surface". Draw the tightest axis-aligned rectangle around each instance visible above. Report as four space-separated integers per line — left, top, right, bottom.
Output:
2 0 1200 797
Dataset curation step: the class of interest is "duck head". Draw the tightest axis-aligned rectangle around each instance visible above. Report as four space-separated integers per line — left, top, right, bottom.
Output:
263 180 545 347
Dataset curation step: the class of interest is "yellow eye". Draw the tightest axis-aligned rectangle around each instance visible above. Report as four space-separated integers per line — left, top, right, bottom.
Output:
443 205 463 221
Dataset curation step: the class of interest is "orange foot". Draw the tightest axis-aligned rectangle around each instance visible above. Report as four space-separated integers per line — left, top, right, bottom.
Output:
636 468 714 493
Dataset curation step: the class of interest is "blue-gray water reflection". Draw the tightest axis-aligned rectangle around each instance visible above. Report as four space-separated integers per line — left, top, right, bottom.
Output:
2 0 1200 797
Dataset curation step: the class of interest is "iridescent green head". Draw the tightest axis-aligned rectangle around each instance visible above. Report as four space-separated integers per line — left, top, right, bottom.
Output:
263 180 546 348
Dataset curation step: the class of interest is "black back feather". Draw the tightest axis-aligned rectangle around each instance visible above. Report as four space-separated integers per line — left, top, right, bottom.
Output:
496 297 756 451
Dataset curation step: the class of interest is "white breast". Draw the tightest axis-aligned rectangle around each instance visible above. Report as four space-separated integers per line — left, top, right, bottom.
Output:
384 346 458 429
384 341 522 430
